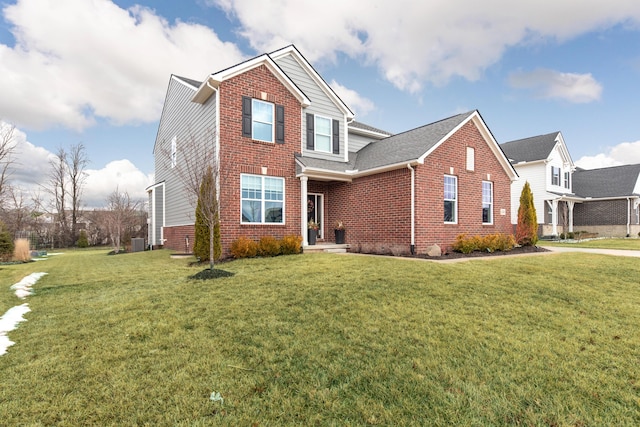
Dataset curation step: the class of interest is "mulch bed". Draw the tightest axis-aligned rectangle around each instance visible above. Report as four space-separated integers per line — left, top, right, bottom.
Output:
423 245 550 260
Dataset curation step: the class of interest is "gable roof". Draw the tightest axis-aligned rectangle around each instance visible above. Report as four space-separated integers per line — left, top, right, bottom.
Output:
173 75 201 89
500 132 561 163
191 51 311 106
573 164 640 198
269 45 354 119
297 110 518 181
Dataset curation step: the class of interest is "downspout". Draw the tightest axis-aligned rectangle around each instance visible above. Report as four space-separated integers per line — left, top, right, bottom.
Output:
627 197 631 237
207 79 221 222
407 164 415 255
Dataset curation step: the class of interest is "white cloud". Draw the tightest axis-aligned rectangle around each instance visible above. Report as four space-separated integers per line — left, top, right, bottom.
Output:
0 0 246 131
575 140 640 169
83 160 153 208
508 69 603 103
6 121 152 209
328 80 374 117
210 0 640 92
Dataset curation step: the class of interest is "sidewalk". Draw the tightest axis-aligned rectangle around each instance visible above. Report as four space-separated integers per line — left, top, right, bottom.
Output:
539 246 640 258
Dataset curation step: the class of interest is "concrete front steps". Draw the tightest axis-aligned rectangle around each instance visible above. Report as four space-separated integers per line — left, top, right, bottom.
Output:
303 243 350 254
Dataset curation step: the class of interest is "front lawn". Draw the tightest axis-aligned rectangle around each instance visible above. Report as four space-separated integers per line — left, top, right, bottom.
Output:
1 250 639 425
542 237 640 251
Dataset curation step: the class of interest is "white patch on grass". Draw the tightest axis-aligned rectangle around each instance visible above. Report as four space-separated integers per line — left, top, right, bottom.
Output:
1 272 48 356
0 304 31 356
10 272 47 299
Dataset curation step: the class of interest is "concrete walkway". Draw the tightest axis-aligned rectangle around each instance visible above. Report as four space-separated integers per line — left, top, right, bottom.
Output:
539 245 640 258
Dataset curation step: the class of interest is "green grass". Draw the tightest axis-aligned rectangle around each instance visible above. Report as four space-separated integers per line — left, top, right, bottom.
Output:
1 249 639 425
542 237 640 251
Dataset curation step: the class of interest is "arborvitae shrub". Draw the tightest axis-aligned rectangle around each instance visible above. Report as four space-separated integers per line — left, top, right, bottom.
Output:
0 221 14 261
258 236 281 257
280 235 302 255
516 181 538 246
13 238 31 262
194 167 221 261
230 237 258 259
77 230 89 248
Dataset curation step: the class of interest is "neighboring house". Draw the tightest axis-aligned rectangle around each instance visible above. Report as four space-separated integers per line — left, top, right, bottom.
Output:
572 164 640 237
500 132 581 236
148 45 518 256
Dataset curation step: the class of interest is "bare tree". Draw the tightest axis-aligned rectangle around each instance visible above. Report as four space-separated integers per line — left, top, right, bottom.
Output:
67 143 89 244
0 122 18 208
161 129 220 269
105 187 141 253
47 147 69 247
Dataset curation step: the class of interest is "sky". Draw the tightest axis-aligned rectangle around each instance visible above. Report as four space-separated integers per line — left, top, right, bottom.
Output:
1 0 639 208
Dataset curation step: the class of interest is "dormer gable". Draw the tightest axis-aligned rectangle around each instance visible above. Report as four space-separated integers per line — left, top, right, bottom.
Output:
191 52 311 107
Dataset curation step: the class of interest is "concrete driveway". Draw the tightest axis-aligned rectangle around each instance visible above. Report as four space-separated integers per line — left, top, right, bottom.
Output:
540 246 640 258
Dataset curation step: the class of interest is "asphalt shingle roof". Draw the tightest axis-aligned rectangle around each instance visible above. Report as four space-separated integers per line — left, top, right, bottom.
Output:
349 121 393 136
500 132 560 163
572 164 640 198
352 111 475 171
173 75 202 89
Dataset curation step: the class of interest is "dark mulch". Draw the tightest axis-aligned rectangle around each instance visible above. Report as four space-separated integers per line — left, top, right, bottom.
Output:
424 245 550 260
189 268 235 280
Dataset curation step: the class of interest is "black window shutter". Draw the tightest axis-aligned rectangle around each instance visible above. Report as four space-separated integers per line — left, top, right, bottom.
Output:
242 96 252 138
306 113 314 150
332 119 340 154
275 105 285 144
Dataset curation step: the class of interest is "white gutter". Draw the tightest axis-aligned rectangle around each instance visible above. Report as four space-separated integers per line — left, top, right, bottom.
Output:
206 80 221 213
407 164 416 254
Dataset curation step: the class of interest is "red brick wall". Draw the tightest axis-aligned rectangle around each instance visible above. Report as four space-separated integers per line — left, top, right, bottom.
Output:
162 224 195 253
217 65 303 257
308 119 512 253
415 120 512 252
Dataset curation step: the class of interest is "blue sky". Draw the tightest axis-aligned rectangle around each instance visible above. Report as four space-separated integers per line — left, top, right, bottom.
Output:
1 0 639 207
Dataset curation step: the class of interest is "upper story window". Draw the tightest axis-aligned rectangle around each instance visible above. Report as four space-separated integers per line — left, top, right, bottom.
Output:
170 136 177 168
563 171 570 189
482 181 493 224
252 99 273 142
444 175 458 223
306 113 340 154
242 96 285 144
315 116 332 153
551 166 561 186
241 174 284 224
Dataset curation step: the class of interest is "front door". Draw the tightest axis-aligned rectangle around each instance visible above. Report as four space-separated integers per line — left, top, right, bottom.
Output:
307 194 323 239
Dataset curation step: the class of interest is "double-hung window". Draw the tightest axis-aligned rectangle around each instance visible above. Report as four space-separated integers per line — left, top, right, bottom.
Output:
252 99 274 143
444 175 457 223
314 116 332 152
551 166 561 186
563 171 570 189
482 181 493 224
241 174 284 224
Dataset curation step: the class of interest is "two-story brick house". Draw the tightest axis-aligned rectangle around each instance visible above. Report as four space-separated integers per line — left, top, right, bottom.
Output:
148 45 518 256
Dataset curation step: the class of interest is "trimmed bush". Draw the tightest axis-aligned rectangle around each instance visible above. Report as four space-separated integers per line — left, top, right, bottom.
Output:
13 238 31 262
230 237 259 259
452 233 516 254
258 236 281 257
280 235 302 255
516 181 538 246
